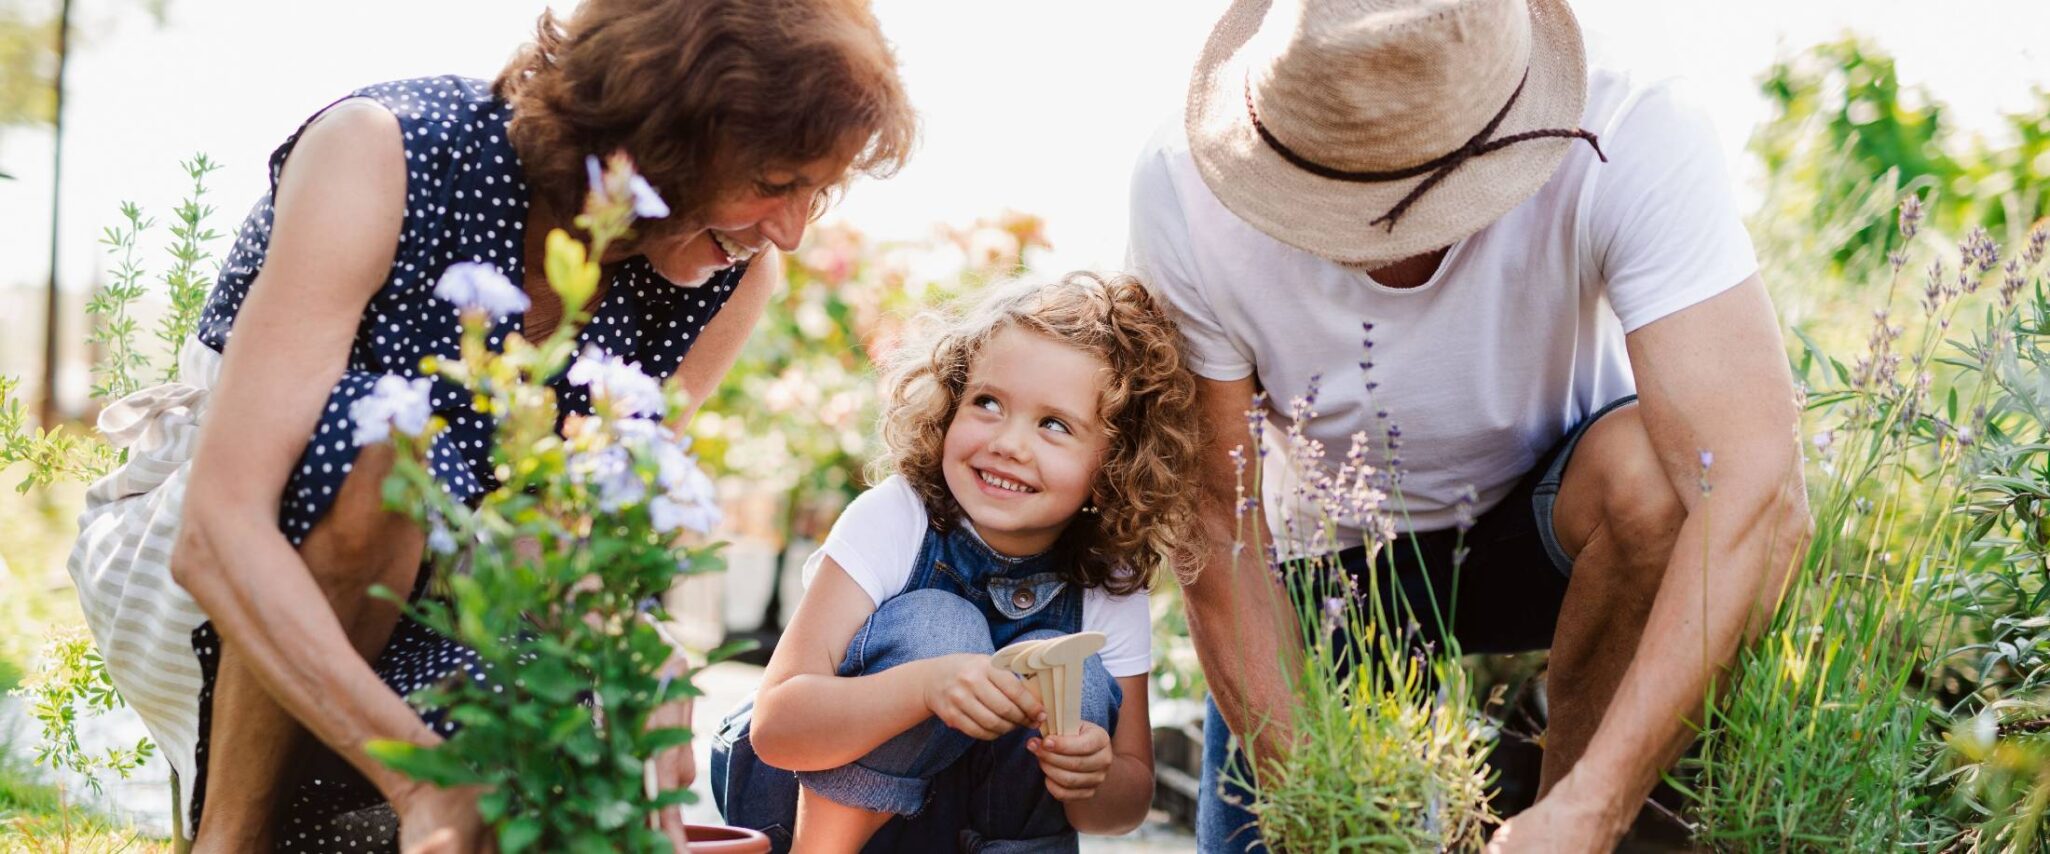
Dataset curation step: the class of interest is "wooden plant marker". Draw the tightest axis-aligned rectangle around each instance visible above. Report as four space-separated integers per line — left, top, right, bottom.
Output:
990 632 1105 735
993 637 1051 719
1037 632 1105 736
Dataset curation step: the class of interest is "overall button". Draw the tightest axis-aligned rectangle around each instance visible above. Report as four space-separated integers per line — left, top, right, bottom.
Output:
1010 587 1037 610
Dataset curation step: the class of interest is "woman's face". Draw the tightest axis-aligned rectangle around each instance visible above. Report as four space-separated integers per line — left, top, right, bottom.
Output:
941 325 1113 557
640 151 855 287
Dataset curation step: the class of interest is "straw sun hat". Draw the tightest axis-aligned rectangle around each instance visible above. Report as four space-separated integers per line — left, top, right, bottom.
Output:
1187 0 1604 266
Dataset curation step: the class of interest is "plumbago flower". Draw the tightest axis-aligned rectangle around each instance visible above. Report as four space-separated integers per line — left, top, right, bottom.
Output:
354 154 730 853
434 261 531 318
349 374 434 445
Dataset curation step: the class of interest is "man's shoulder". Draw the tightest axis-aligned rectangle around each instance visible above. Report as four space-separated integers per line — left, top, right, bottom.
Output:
1130 111 1197 203
1583 66 1713 145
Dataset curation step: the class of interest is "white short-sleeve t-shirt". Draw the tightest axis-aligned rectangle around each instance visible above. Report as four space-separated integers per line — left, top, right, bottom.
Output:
801 475 1154 678
1127 68 1758 545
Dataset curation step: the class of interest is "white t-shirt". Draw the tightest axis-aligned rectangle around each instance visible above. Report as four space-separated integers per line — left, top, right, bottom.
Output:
801 475 1154 678
1127 68 1757 545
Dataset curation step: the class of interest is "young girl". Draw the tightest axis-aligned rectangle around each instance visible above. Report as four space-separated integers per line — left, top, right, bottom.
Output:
712 271 1203 851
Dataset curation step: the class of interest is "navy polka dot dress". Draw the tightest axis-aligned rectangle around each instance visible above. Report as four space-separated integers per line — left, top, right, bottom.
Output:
184 77 745 851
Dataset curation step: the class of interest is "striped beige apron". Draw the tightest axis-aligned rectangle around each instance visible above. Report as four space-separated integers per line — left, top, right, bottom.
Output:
67 336 223 836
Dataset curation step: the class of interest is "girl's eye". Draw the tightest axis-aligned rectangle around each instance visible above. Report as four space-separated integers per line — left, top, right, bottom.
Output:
973 395 1000 413
1041 417 1071 435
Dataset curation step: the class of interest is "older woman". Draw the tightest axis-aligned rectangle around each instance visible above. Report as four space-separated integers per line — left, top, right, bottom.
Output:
69 1 914 850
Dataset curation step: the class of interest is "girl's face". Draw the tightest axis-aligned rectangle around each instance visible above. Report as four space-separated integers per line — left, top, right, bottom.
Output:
638 151 852 288
942 325 1113 557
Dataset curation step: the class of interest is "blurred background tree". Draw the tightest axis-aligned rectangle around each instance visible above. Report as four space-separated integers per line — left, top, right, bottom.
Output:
1755 35 2049 276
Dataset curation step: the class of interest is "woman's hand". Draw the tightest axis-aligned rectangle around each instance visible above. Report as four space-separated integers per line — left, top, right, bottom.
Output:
647 693 695 849
920 653 1043 740
397 783 492 853
1027 723 1114 801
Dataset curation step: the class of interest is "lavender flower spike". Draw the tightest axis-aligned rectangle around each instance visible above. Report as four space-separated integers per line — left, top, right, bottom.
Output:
434 261 530 317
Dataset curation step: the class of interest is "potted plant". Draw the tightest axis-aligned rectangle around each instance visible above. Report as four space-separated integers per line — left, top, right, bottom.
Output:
358 154 762 852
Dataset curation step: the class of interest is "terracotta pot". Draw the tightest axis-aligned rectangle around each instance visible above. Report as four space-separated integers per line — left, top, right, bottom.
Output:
685 824 771 853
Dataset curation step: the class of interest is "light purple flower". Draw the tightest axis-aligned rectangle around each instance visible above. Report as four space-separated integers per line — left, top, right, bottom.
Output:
350 375 434 445
567 348 667 418
650 493 721 535
585 154 669 220
625 174 670 219
570 445 646 512
433 262 529 317
427 517 458 556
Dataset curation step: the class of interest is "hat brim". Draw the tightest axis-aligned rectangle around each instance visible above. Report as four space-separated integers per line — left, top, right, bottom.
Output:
1185 0 1589 266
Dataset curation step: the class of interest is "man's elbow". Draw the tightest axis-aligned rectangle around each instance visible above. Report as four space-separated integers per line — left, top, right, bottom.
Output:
1745 461 1813 634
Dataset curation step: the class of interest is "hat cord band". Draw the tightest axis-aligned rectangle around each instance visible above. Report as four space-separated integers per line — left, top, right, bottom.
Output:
1244 69 1608 232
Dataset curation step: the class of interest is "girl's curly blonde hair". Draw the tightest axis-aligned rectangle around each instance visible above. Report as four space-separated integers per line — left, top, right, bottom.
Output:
875 271 1205 596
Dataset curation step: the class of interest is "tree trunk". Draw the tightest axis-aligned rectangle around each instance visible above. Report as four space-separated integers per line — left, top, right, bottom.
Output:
38 0 72 427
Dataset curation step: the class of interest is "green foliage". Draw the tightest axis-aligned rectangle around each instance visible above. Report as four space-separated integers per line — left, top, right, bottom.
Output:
1686 196 2050 848
1756 37 2050 273
0 1 59 130
1 153 220 491
6 627 154 797
364 156 733 851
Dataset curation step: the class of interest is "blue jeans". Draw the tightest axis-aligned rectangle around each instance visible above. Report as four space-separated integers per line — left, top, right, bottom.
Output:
714 589 1123 853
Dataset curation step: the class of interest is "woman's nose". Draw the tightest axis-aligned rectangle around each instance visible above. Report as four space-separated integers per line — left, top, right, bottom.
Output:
760 194 809 253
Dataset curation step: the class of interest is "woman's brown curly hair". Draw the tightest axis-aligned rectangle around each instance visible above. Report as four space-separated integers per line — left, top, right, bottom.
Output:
876 272 1206 596
494 0 916 241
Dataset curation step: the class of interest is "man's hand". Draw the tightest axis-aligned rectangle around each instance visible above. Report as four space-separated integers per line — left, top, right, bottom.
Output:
1027 723 1115 801
921 653 1043 740
1483 785 1629 854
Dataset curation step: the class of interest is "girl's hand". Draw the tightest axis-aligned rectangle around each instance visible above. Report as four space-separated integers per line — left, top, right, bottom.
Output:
922 653 1043 740
1027 723 1114 801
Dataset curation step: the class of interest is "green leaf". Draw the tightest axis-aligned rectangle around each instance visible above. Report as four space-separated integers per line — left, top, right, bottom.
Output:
641 725 693 755
498 815 543 854
364 740 480 788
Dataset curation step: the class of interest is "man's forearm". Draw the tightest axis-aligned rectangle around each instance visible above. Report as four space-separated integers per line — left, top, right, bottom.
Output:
1186 508 1305 772
1559 469 1807 827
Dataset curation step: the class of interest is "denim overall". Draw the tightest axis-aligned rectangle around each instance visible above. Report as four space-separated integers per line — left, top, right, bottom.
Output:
713 522 1123 853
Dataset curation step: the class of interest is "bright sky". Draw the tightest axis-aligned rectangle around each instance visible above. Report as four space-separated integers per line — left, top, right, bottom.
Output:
1 0 2046 297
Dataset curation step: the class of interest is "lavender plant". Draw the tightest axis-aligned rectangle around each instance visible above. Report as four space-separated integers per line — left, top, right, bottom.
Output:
1684 198 2050 849
1223 373 1496 851
358 155 727 853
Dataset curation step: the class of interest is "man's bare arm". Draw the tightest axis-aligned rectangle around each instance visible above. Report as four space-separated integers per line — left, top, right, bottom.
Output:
1551 275 1811 832
1185 375 1304 774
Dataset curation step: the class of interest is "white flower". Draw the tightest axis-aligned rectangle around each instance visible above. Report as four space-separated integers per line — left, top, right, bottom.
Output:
625 174 670 219
433 262 529 317
567 349 667 418
350 375 434 446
